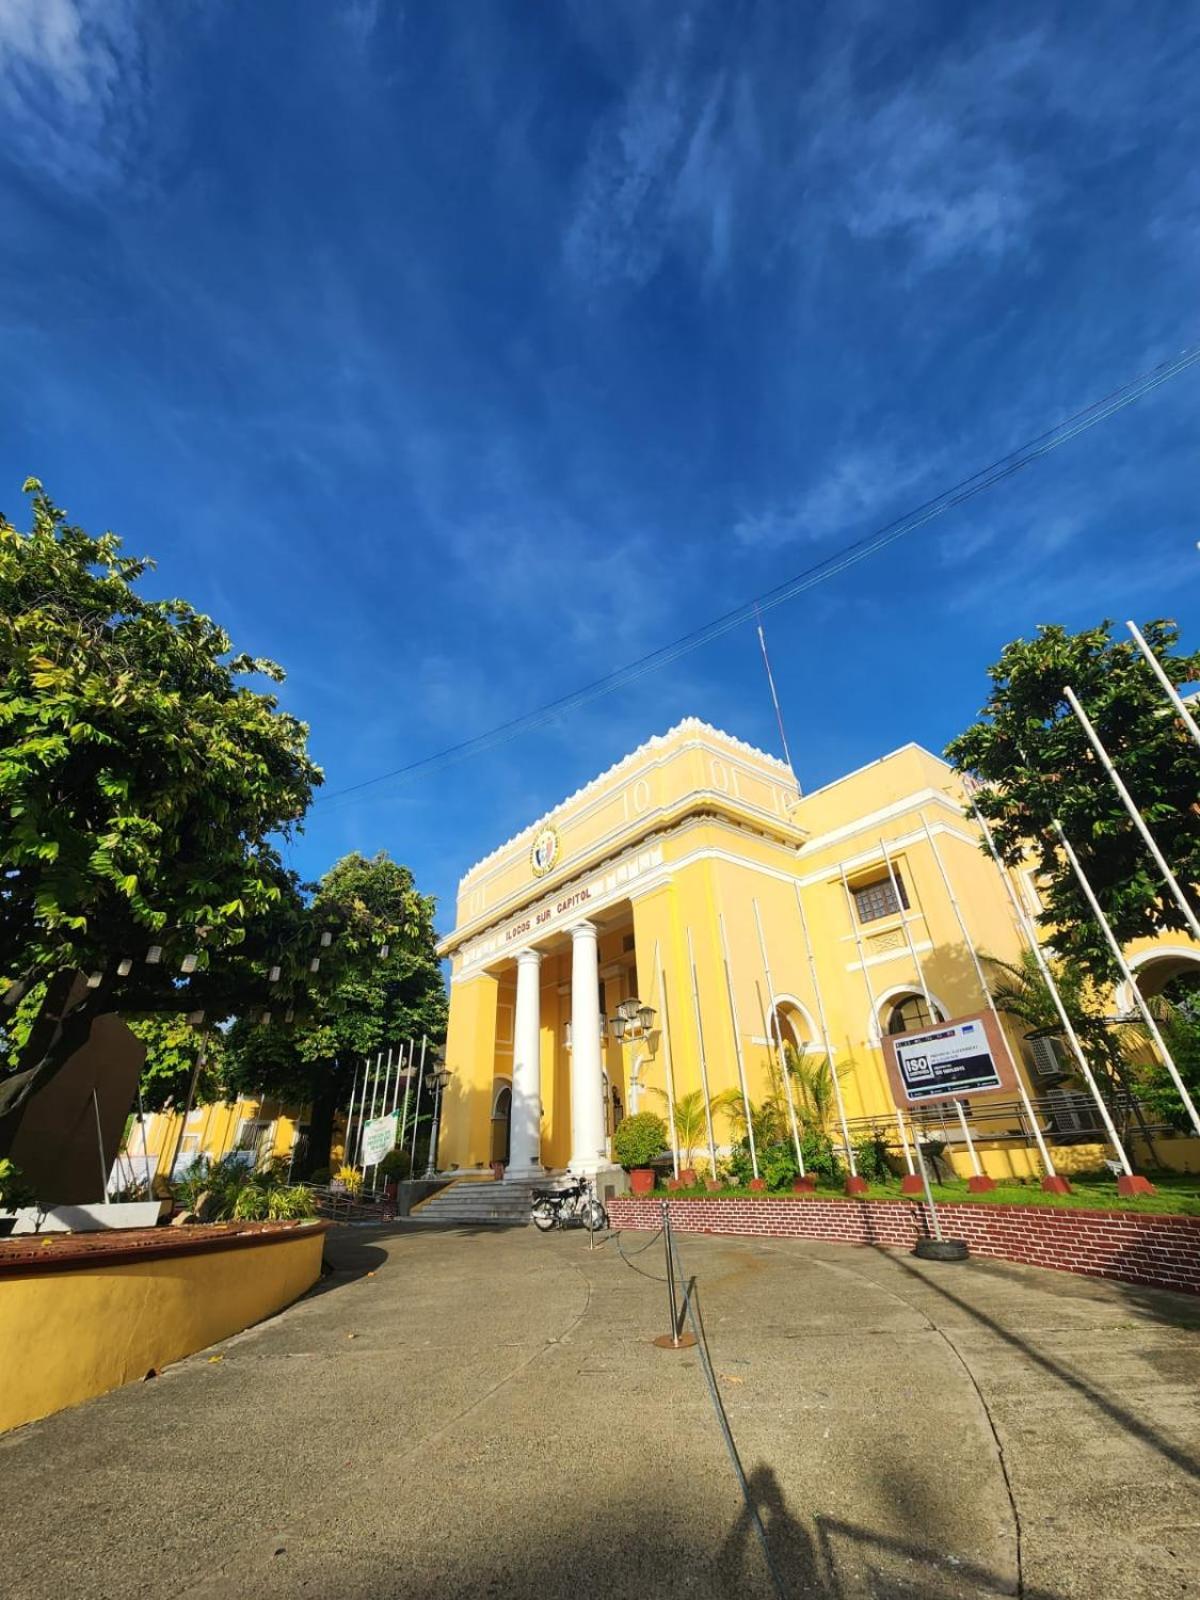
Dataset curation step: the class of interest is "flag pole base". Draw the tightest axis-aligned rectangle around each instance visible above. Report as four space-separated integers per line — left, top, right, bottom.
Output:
967 1175 998 1193
901 1174 925 1195
653 1333 698 1349
1117 1174 1157 1197
844 1176 869 1195
1041 1175 1072 1195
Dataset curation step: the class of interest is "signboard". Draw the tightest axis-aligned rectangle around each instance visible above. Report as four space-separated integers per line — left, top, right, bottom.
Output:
360 1112 399 1167
882 1010 1016 1106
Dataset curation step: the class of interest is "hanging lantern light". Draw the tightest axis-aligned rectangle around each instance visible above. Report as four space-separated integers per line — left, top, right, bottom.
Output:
284 1006 295 1023
86 971 103 989
379 943 390 960
187 1009 205 1026
268 964 281 984
117 957 133 977
320 930 332 948
309 957 321 973
260 1010 271 1025
180 953 198 974
146 945 163 965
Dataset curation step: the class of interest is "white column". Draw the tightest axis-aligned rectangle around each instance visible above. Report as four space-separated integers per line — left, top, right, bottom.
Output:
569 921 608 1175
506 948 543 1179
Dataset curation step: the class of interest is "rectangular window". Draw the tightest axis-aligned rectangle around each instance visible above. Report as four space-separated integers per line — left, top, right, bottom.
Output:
853 872 910 925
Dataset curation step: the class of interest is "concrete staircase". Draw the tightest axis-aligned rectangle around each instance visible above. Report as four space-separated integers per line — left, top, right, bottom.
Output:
413 1176 543 1226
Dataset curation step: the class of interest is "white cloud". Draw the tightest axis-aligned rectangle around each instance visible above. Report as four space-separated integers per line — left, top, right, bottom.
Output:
0 0 147 188
734 445 935 551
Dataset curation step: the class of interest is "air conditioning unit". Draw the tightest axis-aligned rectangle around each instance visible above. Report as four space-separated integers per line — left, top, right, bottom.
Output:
1041 1088 1104 1135
1028 1035 1068 1080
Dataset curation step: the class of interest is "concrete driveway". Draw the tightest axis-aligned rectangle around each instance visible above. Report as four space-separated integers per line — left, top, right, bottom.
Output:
2 1222 1197 1599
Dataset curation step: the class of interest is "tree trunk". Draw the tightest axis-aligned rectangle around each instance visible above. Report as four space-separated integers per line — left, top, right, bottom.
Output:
0 973 96 1157
298 1069 339 1179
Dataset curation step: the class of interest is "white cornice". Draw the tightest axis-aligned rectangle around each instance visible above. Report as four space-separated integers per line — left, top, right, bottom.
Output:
457 717 794 888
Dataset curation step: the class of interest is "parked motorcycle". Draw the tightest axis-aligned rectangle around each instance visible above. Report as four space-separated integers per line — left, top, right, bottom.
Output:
530 1176 607 1233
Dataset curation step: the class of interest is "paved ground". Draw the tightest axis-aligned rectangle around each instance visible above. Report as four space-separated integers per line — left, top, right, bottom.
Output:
2 1223 1199 1600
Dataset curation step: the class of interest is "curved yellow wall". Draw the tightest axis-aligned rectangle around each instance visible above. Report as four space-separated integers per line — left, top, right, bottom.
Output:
0 1224 327 1433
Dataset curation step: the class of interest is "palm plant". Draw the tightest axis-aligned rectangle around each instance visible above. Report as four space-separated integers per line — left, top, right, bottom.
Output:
649 1087 713 1168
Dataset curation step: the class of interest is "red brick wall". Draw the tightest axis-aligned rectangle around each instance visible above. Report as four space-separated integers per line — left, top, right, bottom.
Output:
606 1195 1200 1296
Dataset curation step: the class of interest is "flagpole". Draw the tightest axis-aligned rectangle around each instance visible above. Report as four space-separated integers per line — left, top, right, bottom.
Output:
1127 620 1200 751
919 812 1059 1184
653 943 680 1179
686 927 719 1175
792 880 857 1179
969 794 1134 1176
1054 820 1200 1138
752 898 805 1175
717 913 759 1182
1063 684 1200 942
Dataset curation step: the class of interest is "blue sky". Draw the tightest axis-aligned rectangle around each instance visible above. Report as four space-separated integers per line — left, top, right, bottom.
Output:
2 0 1198 931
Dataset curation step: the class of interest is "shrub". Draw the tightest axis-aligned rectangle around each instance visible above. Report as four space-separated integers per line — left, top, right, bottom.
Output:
267 1185 317 1220
725 1144 755 1186
760 1143 798 1191
853 1134 892 1183
334 1163 363 1195
800 1131 841 1182
378 1148 411 1181
0 1158 34 1209
611 1112 668 1171
231 1184 271 1220
308 1166 331 1185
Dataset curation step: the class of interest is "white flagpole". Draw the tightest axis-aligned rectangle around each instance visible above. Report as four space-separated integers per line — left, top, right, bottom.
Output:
1053 820 1200 1137
878 837 983 1175
919 812 1059 1183
686 927 719 1175
838 864 914 1175
752 898 805 1175
409 1036 428 1170
653 943 680 1179
1064 685 1200 943
1127 620 1200 751
792 880 857 1177
717 913 759 1181
397 1041 414 1149
343 1059 361 1170
969 794 1134 1174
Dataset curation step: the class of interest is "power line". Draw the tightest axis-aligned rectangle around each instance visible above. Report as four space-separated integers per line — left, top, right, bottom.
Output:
316 341 1200 810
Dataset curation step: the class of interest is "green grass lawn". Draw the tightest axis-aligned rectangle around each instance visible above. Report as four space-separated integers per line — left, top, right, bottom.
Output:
658 1173 1200 1217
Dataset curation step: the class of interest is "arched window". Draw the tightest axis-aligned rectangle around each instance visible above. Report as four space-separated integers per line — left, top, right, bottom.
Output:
886 992 946 1036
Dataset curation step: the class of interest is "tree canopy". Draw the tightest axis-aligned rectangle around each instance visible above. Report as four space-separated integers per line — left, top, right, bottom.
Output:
946 619 1200 987
222 851 446 1174
0 481 323 1133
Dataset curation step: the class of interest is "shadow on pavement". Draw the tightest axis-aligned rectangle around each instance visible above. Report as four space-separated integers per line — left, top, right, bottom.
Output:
876 1246 1200 1481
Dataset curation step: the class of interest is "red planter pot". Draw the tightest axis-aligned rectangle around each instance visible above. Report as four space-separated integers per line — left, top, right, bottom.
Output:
678 1168 698 1188
792 1176 817 1193
630 1168 656 1195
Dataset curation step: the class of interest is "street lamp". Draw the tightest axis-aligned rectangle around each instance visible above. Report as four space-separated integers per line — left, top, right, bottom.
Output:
606 998 656 1042
424 1065 451 1178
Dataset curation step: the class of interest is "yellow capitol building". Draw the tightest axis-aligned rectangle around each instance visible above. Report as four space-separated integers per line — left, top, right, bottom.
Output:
436 718 1199 1183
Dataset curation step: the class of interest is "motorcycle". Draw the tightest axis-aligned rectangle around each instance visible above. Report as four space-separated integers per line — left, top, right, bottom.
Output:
530 1175 607 1233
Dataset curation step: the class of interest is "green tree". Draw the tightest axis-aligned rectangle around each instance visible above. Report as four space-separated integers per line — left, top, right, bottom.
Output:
126 1013 227 1113
0 482 325 1143
223 852 445 1176
945 620 1200 987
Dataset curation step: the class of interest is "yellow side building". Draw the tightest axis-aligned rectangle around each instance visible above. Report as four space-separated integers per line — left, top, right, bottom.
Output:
436 719 1199 1183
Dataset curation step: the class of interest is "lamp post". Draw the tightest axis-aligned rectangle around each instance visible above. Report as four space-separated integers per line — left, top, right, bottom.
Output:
606 998 656 1119
424 1064 451 1178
